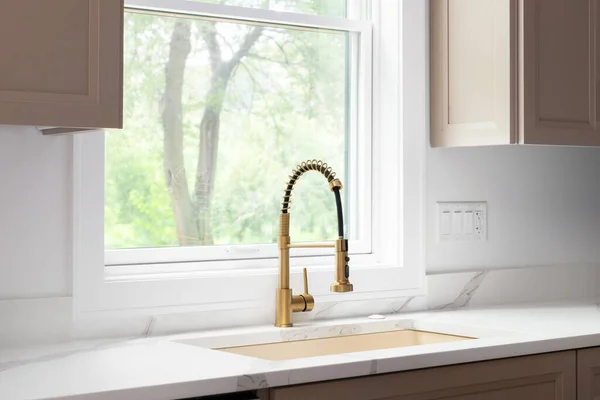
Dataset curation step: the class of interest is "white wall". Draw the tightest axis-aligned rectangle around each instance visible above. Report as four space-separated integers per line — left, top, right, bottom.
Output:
3 126 600 300
428 145 600 271
0 126 71 299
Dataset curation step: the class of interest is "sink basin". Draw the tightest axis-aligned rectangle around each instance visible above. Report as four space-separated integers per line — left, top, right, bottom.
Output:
174 318 505 361
215 330 472 361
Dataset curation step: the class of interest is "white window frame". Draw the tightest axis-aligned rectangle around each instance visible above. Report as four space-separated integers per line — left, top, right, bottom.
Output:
72 0 427 317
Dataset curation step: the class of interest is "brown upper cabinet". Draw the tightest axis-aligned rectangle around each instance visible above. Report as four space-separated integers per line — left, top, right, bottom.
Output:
431 0 600 147
0 0 123 134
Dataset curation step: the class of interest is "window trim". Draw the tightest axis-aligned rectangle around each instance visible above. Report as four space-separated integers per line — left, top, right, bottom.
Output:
125 0 368 31
72 0 427 318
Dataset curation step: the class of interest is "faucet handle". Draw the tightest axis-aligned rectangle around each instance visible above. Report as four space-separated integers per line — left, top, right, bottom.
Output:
303 267 309 294
299 268 315 312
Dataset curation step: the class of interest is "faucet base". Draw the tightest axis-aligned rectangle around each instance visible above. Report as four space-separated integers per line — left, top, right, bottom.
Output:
275 287 316 327
275 288 293 327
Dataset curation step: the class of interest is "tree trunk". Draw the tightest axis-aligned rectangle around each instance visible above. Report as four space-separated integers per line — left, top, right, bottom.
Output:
161 18 263 246
193 25 264 245
162 20 199 246
193 70 232 244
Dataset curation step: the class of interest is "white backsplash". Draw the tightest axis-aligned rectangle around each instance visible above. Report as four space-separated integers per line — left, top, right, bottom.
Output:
1 264 599 348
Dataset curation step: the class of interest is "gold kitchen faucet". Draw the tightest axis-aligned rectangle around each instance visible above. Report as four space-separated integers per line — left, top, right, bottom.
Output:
275 160 353 328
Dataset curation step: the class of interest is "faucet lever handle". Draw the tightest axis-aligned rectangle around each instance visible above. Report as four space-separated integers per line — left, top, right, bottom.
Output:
303 268 309 294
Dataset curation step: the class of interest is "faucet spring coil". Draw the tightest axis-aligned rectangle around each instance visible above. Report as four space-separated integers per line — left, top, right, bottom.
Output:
281 159 338 213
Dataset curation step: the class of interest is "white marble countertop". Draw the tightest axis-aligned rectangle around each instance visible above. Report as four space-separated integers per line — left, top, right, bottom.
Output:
2 300 600 400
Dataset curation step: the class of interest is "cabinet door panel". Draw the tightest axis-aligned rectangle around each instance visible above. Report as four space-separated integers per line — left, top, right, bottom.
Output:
521 0 600 145
269 351 576 400
430 0 517 147
577 347 600 400
0 0 123 130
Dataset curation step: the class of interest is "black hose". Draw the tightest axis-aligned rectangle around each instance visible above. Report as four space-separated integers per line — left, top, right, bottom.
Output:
333 187 344 238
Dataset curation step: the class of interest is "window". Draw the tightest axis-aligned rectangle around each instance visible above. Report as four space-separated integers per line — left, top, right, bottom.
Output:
105 0 371 266
73 0 427 316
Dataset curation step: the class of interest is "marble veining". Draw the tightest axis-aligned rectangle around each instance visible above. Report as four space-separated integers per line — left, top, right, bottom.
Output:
278 324 366 343
391 296 416 313
143 316 157 338
237 373 269 391
280 327 320 342
314 302 338 318
330 325 362 336
437 271 489 310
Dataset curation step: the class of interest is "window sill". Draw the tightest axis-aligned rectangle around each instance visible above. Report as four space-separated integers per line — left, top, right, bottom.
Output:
75 260 425 319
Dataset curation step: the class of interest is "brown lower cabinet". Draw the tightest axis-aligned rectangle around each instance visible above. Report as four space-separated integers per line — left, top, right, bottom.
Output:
258 349 600 400
577 347 600 400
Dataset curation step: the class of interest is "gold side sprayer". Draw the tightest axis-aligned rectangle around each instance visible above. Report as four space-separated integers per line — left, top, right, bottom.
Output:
275 160 353 328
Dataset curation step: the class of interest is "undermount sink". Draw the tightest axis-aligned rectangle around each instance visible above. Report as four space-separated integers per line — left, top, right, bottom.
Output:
215 330 472 361
174 318 502 361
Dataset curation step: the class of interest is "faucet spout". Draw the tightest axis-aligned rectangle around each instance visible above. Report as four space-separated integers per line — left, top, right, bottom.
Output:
275 160 353 328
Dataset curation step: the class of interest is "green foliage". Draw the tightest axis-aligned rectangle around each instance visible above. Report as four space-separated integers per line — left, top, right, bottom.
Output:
105 4 351 250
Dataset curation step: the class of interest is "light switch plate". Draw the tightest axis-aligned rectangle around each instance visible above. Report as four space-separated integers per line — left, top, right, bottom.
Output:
437 202 487 242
